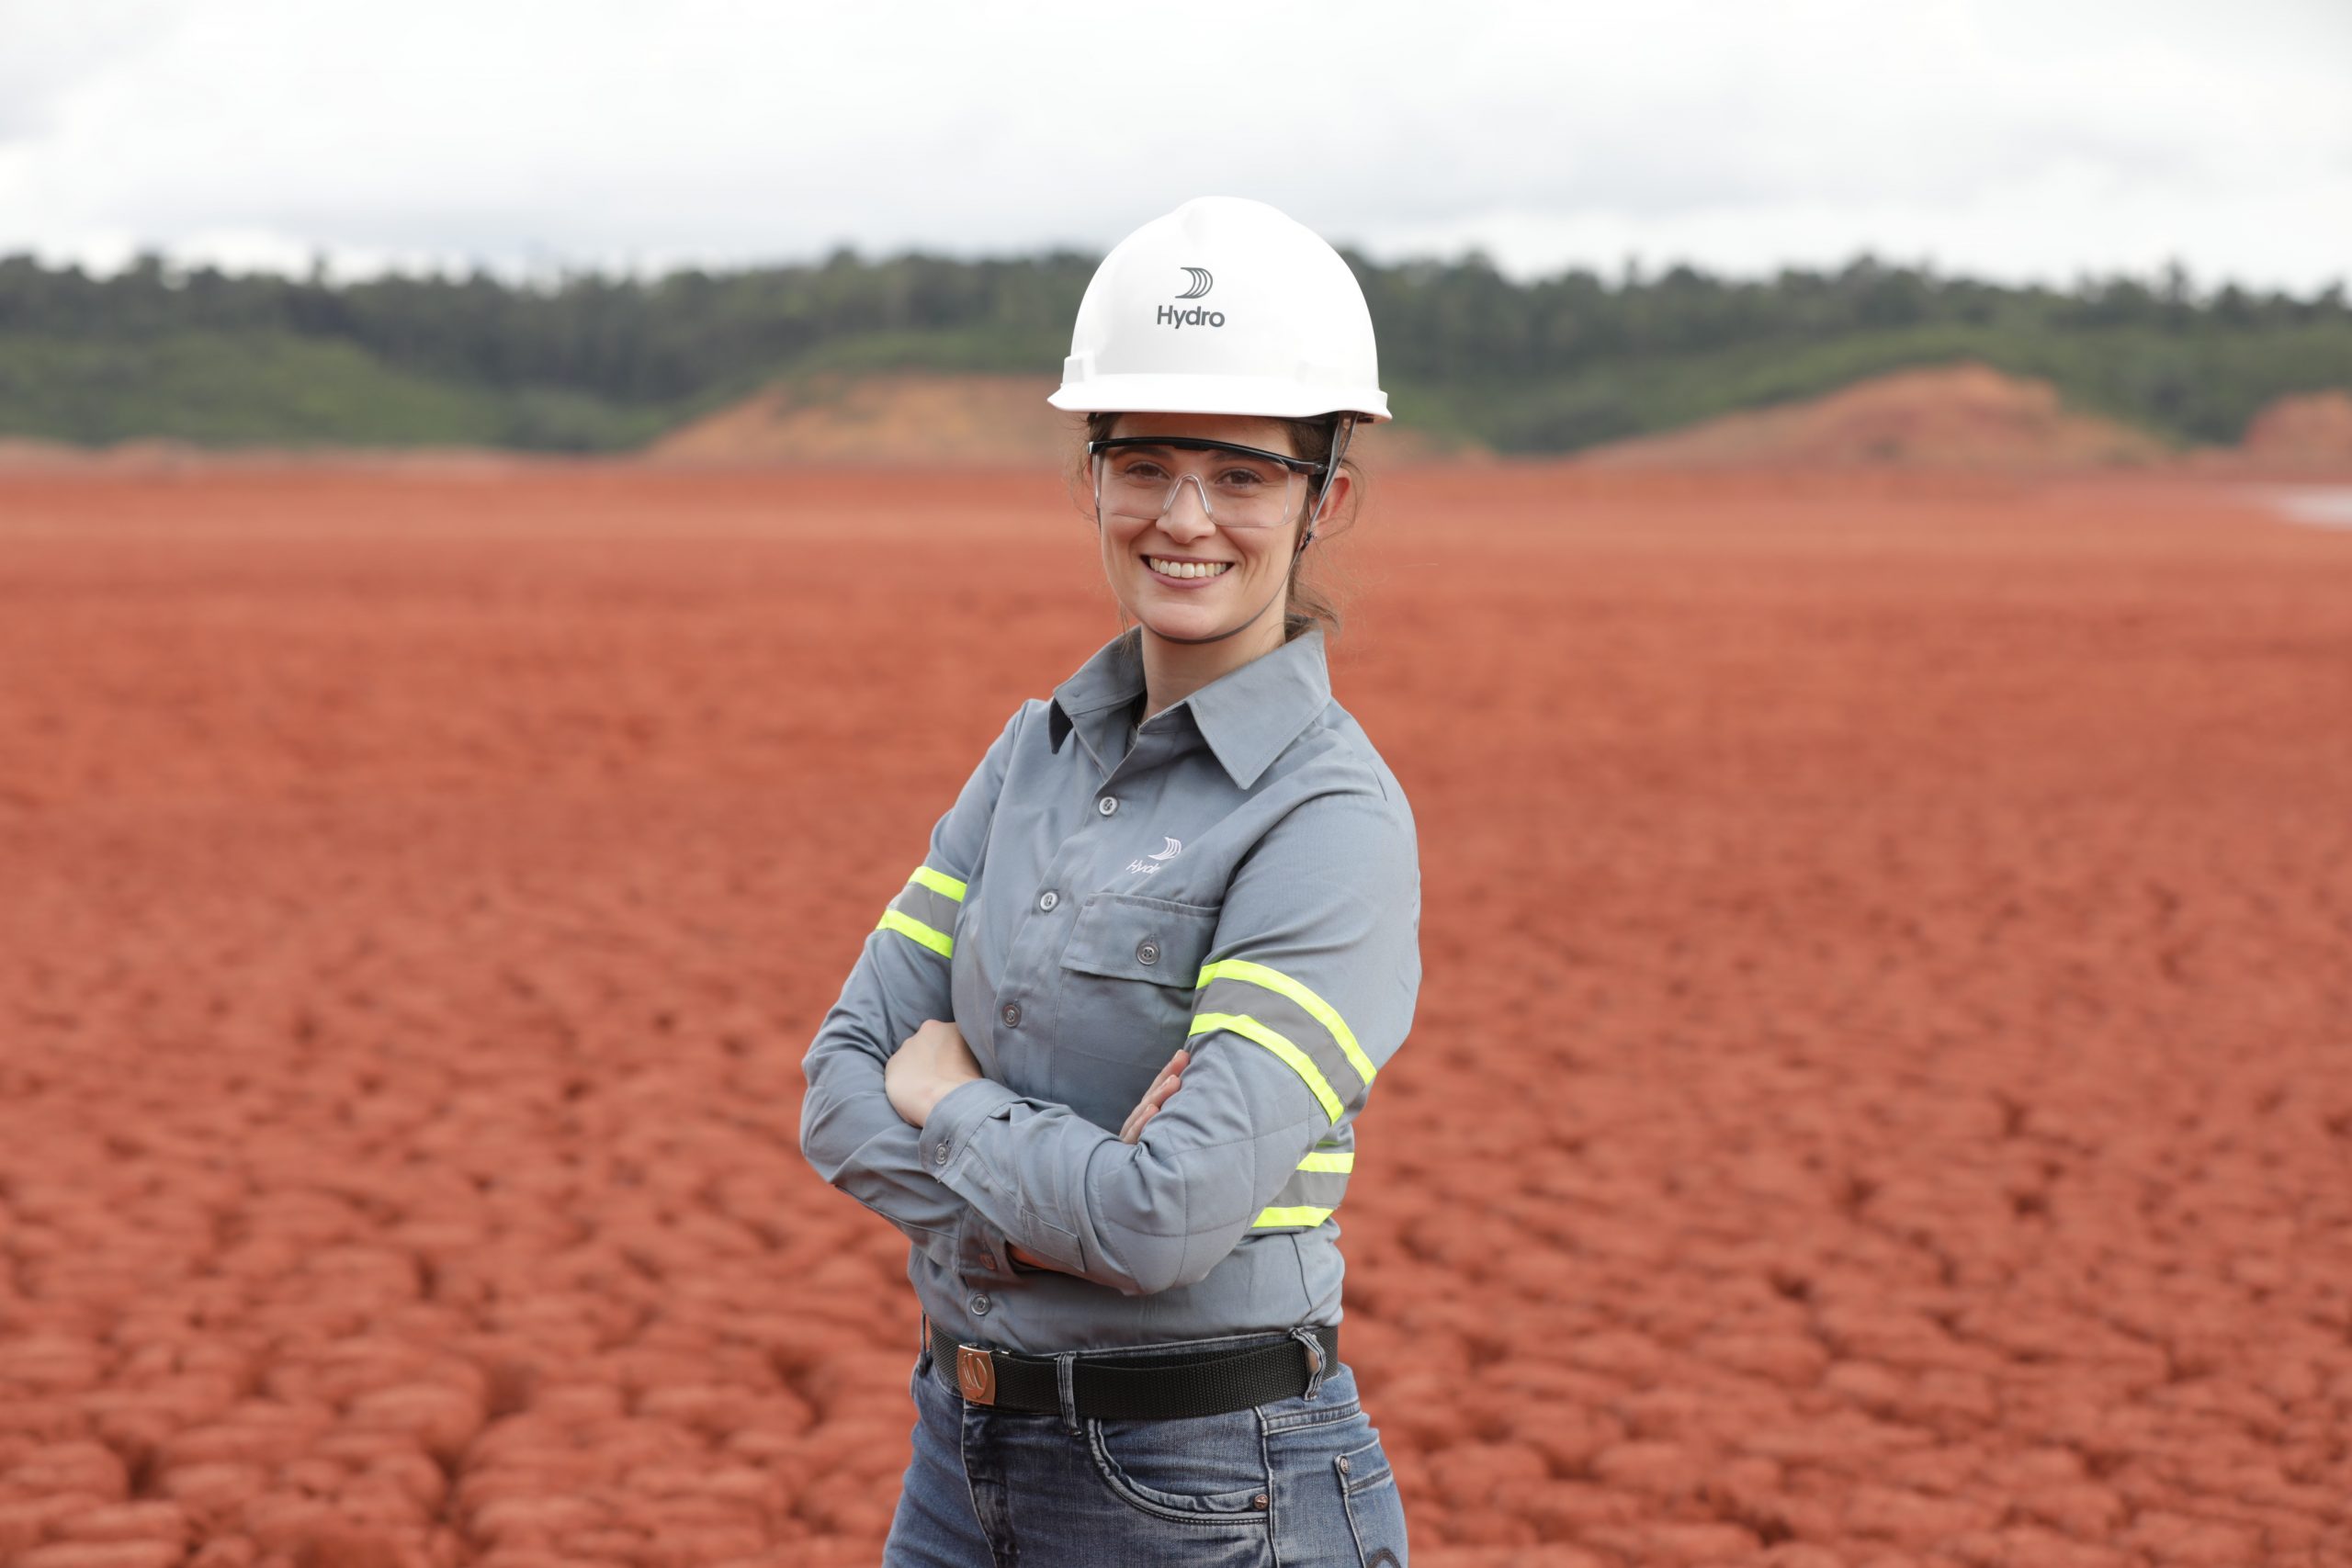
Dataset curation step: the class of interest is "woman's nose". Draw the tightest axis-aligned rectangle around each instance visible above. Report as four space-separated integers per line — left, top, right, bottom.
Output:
1159 474 1218 538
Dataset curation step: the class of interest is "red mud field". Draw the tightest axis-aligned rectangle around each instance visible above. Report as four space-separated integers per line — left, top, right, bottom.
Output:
2 462 2349 1568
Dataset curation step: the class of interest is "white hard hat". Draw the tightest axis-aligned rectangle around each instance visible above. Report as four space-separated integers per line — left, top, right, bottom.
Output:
1049 197 1392 424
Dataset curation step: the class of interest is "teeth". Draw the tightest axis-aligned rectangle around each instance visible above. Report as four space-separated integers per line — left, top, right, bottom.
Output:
1148 557 1233 580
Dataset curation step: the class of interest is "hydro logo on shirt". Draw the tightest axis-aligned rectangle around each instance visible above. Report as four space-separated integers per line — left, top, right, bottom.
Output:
1126 837 1182 875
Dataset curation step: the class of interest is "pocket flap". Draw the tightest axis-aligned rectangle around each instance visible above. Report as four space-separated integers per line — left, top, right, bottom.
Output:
1059 895 1219 988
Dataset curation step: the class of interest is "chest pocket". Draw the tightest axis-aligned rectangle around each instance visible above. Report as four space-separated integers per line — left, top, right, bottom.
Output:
1051 894 1221 1126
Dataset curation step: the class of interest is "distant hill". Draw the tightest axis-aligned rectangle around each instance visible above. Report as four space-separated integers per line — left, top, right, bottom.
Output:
10 363 2349 476
2 250 2346 456
1575 364 2165 470
2237 390 2352 469
644 374 1482 468
647 374 1069 467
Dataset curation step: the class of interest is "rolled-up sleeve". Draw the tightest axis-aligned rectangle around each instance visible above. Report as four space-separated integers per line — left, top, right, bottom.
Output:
918 782 1419 1295
797 704 1026 1268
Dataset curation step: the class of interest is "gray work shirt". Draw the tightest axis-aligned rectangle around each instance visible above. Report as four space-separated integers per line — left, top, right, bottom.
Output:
799 625 1420 1354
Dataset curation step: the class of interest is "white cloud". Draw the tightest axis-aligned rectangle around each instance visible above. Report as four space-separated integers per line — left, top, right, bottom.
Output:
0 0 2345 289
0 0 179 141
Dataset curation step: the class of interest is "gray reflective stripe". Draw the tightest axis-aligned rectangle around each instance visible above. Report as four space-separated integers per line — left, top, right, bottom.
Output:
877 877 963 958
1194 976 1368 1108
1193 959 1375 1084
1250 1165 1351 1230
888 881 964 937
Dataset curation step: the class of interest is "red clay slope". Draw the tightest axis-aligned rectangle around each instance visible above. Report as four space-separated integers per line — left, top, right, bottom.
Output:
1577 364 2167 472
0 465 2348 1566
644 373 1076 468
642 372 1473 468
2239 389 2352 470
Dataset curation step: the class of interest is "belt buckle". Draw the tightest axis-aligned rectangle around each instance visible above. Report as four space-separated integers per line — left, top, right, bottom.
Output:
956 1344 997 1406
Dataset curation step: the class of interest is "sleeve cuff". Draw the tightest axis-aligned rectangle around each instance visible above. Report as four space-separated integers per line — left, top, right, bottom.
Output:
918 1077 1022 1177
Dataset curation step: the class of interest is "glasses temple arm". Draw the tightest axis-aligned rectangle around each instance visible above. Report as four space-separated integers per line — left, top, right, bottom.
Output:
1298 414 1356 553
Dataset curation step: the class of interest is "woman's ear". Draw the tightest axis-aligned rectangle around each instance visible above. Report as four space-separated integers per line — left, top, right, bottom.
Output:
1298 468 1353 549
1313 468 1354 524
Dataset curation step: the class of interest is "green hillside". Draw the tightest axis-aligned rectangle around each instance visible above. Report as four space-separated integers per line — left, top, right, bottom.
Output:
1397 321 2352 452
0 331 671 449
1 251 2345 453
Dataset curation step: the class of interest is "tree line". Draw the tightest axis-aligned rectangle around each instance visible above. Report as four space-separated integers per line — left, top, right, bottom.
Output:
1 248 2345 451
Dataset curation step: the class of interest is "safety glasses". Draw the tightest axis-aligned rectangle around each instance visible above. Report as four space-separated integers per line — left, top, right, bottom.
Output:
1087 436 1329 531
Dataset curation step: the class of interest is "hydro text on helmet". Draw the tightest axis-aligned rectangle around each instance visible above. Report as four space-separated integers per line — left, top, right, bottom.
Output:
1156 303 1226 331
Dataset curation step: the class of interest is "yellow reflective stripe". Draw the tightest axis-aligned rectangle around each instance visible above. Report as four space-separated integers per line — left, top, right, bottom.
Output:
876 909 954 958
1296 1150 1354 1174
1187 1012 1344 1122
1193 959 1375 1086
1253 1205 1334 1228
909 865 967 902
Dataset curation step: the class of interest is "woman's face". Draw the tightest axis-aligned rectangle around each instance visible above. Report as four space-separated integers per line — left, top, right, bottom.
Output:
1094 412 1325 648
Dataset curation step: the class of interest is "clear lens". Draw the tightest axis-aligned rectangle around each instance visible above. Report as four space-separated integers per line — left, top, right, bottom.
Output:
1092 442 1309 530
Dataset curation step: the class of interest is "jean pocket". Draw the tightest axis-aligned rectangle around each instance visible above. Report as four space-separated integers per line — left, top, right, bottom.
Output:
1336 1434 1407 1567
1083 1406 1272 1524
1259 1358 1363 1436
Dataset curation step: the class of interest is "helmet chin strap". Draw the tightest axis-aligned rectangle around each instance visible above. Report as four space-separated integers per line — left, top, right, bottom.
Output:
1295 413 1357 558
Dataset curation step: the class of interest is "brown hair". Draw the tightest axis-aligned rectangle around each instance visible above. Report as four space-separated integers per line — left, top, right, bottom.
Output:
1076 412 1366 642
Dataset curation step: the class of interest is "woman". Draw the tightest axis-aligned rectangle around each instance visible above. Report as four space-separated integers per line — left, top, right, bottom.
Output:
799 196 1419 1568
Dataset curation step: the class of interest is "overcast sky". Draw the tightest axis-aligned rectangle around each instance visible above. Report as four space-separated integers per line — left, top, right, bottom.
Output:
3 0 2346 291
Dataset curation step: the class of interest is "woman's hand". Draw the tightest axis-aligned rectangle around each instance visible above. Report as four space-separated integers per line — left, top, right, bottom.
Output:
1120 1048 1189 1145
885 1018 983 1128
1004 1049 1189 1274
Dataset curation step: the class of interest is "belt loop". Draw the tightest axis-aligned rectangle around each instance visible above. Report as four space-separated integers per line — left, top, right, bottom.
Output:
1289 1325 1329 1399
1055 1351 1080 1433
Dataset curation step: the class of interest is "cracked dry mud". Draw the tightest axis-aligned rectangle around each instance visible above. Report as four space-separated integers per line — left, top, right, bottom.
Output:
1 465 2347 1568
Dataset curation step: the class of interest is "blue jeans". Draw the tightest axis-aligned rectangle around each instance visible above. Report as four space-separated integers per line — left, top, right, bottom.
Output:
882 1326 1409 1567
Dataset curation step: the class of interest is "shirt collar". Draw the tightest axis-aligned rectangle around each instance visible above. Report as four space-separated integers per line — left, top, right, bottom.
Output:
1048 626 1331 790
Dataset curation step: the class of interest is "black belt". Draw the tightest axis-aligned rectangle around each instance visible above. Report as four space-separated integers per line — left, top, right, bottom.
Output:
925 1317 1340 1420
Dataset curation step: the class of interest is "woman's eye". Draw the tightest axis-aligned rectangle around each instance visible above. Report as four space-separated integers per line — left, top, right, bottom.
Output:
1117 459 1170 481
1216 468 1272 490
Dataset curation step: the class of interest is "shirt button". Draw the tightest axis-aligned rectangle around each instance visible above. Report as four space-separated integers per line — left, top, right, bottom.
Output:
1001 1001 1023 1028
1037 889 1058 912
1135 940 1159 966
969 1293 991 1315
933 1142 950 1166
1097 796 1118 817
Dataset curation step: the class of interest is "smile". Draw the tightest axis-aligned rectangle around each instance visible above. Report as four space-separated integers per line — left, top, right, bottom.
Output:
1146 557 1234 581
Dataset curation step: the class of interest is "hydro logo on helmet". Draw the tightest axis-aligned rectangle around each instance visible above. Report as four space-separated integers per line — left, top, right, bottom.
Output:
1159 265 1225 330
1048 196 1390 424
1157 304 1226 331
